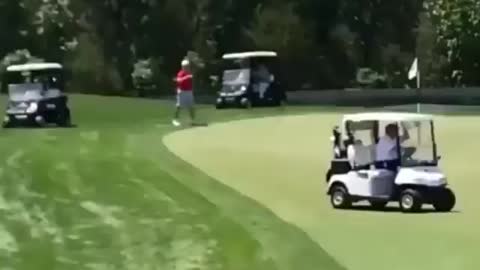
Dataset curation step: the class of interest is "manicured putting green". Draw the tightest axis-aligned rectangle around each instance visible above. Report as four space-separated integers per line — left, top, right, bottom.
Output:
164 113 480 270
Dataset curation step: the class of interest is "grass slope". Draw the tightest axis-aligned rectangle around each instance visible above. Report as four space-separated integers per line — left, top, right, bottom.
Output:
164 113 480 270
0 94 345 270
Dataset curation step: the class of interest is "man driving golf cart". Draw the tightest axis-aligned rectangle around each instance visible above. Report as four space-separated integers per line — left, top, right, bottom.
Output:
215 51 286 109
2 62 71 128
375 123 411 171
326 112 456 213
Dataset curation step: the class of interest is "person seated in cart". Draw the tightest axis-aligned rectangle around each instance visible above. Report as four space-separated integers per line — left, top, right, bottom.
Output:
251 64 272 99
375 123 410 171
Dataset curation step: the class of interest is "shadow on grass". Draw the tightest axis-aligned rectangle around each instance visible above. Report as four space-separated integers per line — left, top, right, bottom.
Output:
343 205 461 214
192 122 209 127
3 124 78 130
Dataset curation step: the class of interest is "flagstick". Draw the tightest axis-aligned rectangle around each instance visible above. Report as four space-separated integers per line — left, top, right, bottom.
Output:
408 57 420 113
416 69 421 113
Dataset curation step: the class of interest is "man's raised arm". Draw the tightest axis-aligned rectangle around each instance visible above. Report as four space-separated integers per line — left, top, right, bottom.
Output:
176 74 193 82
400 122 410 142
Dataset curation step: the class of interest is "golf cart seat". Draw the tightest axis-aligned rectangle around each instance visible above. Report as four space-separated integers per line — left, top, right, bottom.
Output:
347 169 396 197
347 143 376 170
346 144 396 197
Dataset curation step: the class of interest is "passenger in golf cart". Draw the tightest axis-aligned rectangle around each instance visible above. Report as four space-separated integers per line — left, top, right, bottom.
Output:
215 51 286 109
326 112 456 213
251 63 272 99
2 63 72 128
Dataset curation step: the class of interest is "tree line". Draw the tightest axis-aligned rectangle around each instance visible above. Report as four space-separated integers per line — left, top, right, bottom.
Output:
0 0 479 96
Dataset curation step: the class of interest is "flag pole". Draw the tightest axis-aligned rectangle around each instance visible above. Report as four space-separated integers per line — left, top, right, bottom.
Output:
416 61 421 113
408 57 420 113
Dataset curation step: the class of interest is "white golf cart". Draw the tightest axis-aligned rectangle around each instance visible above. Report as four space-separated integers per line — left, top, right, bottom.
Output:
326 112 456 213
215 51 286 109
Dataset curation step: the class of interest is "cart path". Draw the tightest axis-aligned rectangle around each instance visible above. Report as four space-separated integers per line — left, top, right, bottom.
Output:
163 113 480 270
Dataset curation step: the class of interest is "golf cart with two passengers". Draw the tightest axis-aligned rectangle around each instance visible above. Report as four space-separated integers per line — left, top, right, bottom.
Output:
326 112 456 213
1 62 71 128
215 51 287 109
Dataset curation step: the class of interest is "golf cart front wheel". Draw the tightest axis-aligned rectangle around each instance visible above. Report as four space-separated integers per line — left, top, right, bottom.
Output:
215 99 225 109
330 185 351 209
57 108 71 127
433 188 456 212
2 120 12 128
399 189 423 213
240 98 252 109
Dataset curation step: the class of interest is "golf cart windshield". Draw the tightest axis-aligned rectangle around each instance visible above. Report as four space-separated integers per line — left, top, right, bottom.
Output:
8 83 43 102
344 118 437 168
5 69 62 89
4 69 63 100
222 57 250 86
380 120 436 166
222 69 250 85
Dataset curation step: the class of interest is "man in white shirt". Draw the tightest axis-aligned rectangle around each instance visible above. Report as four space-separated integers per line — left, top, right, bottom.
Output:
375 123 410 171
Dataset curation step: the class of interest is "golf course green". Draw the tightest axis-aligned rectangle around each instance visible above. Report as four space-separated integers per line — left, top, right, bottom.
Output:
164 111 480 270
0 94 478 270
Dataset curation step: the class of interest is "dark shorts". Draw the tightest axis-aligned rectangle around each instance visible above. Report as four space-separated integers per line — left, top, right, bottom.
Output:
375 159 400 171
176 90 194 108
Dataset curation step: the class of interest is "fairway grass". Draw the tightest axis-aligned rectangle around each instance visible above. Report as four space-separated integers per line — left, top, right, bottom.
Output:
164 113 480 270
0 94 346 270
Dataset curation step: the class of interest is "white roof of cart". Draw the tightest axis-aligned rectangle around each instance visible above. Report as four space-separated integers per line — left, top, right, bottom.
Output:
343 112 433 122
6 63 63 72
222 51 277 59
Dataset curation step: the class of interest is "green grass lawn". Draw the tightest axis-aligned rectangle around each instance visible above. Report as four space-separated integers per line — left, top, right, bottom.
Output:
2 94 478 270
165 112 480 270
0 94 347 270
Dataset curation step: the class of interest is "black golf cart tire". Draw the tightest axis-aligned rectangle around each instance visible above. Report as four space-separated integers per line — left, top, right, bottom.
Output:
433 188 456 212
369 200 388 210
241 99 252 109
399 189 423 213
2 119 12 128
215 103 224 110
330 185 351 209
57 108 71 127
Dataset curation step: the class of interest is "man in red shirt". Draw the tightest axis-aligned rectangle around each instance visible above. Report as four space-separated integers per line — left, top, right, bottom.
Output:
172 59 195 126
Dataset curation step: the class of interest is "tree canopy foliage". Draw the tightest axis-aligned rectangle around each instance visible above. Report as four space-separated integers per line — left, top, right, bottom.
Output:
0 0 479 94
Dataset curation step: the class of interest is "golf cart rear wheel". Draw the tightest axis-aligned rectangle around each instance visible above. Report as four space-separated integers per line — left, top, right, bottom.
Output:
330 185 351 209
399 189 423 213
433 188 456 212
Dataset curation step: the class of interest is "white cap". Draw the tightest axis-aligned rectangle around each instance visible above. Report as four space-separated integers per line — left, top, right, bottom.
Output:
181 59 190 66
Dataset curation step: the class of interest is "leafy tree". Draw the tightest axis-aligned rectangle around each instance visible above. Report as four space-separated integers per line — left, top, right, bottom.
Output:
424 0 480 85
246 2 316 89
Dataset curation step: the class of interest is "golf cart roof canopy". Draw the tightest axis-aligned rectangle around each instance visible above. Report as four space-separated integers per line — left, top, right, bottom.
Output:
343 112 433 123
6 63 63 72
222 51 277 60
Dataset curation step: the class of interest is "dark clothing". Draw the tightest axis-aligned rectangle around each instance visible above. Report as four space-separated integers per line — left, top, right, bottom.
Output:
375 159 400 172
